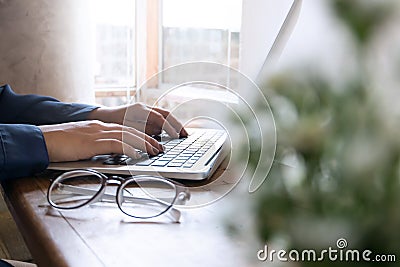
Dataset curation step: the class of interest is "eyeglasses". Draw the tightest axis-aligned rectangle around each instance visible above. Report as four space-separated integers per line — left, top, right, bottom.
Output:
47 169 190 222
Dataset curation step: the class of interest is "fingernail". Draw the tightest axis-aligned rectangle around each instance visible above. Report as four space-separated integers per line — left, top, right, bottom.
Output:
132 152 142 160
152 147 160 154
157 144 164 152
181 128 188 137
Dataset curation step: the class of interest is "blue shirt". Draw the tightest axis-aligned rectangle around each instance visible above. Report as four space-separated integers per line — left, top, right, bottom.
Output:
0 84 98 181
0 259 13 267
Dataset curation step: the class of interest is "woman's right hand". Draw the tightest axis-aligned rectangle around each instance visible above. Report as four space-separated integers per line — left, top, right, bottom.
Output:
39 120 163 162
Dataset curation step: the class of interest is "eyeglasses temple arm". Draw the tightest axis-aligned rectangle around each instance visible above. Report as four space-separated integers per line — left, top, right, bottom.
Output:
55 184 189 206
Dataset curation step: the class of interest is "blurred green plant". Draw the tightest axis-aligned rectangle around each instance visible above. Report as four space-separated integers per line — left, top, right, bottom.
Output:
331 0 393 45
247 1 400 266
255 72 400 266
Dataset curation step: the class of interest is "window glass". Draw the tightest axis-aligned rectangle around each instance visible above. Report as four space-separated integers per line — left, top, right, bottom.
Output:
162 0 242 84
92 0 135 105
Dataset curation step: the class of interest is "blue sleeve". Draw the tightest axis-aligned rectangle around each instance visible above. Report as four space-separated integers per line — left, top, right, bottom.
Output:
0 259 13 267
0 84 99 181
0 124 49 181
0 84 98 125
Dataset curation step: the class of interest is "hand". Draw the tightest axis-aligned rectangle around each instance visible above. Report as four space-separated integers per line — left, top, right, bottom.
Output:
87 103 188 138
39 120 163 162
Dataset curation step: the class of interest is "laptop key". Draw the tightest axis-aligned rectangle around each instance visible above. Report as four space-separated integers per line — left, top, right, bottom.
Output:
170 159 186 163
159 155 176 160
176 156 191 160
167 162 184 167
136 159 154 166
151 160 170 167
187 159 197 164
181 152 195 156
183 162 195 168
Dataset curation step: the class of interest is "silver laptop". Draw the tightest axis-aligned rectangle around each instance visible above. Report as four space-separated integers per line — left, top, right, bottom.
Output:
49 128 229 180
48 0 302 180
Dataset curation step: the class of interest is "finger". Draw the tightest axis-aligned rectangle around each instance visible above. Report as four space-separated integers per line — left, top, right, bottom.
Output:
148 110 179 138
135 129 164 152
102 123 164 152
124 120 147 134
153 107 188 137
123 120 162 137
122 125 164 151
94 139 141 159
101 130 160 155
123 116 165 138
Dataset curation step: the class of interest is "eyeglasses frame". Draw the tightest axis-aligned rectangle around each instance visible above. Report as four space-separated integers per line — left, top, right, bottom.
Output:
47 169 190 221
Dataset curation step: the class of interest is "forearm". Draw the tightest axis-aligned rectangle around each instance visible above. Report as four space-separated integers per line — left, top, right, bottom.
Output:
0 84 98 125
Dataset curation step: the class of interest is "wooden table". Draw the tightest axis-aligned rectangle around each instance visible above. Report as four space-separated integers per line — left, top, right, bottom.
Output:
1 163 259 267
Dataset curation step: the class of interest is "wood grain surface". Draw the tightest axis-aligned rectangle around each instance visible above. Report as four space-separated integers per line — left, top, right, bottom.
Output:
1 163 256 267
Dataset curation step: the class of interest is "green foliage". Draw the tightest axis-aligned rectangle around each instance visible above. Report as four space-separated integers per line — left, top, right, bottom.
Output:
331 0 394 45
253 70 400 266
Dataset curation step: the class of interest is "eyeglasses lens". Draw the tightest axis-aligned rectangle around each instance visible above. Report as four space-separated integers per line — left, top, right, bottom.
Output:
49 171 104 209
118 178 177 218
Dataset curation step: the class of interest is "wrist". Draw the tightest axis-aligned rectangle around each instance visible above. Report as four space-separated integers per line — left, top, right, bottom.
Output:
87 107 111 122
87 106 125 124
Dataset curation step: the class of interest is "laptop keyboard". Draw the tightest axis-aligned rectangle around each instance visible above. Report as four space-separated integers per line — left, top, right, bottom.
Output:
103 129 224 168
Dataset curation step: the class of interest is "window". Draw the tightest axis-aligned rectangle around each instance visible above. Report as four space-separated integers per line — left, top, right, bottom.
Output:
161 0 242 84
91 0 242 106
92 0 135 106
